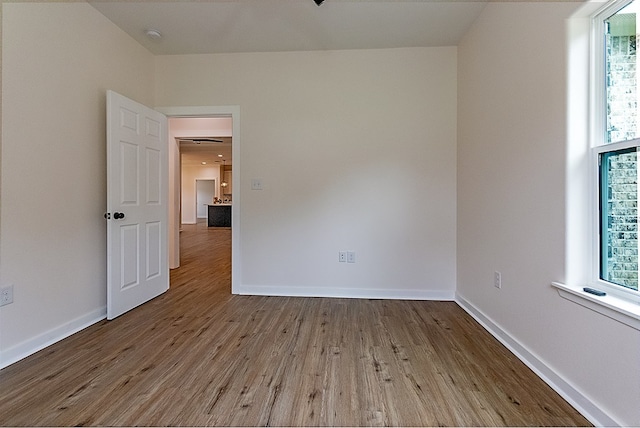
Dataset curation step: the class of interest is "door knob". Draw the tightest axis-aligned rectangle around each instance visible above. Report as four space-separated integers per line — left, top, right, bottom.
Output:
113 212 125 220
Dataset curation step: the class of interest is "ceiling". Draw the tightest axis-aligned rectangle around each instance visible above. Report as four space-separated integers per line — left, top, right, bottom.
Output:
180 137 233 167
169 117 233 167
89 0 489 56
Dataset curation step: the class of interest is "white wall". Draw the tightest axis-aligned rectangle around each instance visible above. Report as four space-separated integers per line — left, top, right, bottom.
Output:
457 3 640 426
181 164 220 224
0 3 155 366
169 117 232 139
156 47 458 299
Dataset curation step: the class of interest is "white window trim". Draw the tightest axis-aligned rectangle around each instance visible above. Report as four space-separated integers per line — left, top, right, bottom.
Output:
555 0 640 331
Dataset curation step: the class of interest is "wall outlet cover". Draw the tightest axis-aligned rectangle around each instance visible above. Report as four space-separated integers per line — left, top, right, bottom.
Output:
0 285 14 306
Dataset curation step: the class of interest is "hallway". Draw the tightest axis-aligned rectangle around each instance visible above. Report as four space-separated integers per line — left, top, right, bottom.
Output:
172 220 232 300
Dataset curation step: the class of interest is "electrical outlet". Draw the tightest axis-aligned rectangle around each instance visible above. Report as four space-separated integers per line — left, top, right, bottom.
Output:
0 285 14 307
494 271 502 289
339 251 347 262
347 251 356 263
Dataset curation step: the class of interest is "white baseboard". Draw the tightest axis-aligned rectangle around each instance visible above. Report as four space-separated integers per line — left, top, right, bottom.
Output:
455 293 619 427
236 284 455 301
0 306 106 370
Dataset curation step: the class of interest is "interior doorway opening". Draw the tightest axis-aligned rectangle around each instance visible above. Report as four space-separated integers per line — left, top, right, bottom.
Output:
196 179 216 219
159 105 240 294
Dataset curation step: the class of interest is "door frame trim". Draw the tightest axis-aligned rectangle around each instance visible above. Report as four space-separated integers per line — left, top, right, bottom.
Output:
157 105 241 294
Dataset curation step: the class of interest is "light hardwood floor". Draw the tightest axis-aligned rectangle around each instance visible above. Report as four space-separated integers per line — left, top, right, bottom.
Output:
0 221 590 426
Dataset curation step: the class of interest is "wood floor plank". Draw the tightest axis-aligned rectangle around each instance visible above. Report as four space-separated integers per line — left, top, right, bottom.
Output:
0 221 591 426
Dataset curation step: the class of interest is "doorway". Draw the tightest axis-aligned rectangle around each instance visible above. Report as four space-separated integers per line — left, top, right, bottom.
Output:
196 179 216 219
159 105 241 294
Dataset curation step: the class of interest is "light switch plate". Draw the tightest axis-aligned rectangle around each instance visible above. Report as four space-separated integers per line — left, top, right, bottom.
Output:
251 179 263 190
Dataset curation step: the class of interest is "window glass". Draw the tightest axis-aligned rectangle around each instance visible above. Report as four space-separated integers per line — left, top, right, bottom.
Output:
605 2 638 144
600 147 639 290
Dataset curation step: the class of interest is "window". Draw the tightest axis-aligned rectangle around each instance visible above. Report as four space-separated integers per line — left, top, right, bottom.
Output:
599 147 638 291
554 0 640 330
594 0 640 298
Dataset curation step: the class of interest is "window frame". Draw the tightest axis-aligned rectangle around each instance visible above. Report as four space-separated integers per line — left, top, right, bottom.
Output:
590 0 640 304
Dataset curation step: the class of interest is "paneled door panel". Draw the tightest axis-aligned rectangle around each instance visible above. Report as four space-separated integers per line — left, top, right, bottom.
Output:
120 141 139 205
120 224 140 290
146 148 161 204
146 221 162 280
107 90 168 319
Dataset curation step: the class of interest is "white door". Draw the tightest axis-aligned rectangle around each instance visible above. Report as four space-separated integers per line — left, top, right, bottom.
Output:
196 179 216 219
106 90 168 320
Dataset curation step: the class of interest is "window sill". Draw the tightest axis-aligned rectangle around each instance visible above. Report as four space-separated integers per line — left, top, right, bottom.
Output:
551 282 640 331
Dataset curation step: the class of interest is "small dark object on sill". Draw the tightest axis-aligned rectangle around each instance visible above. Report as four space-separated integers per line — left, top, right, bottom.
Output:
583 287 606 297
